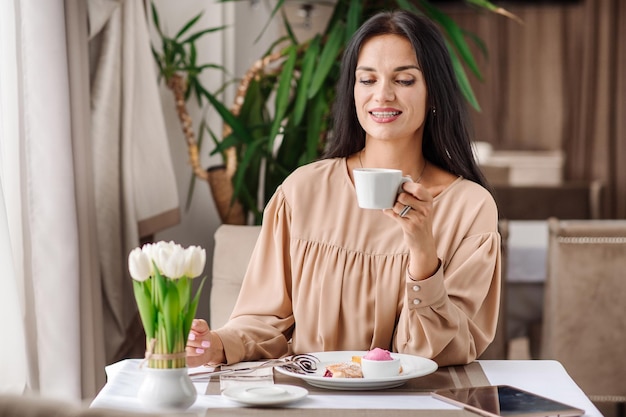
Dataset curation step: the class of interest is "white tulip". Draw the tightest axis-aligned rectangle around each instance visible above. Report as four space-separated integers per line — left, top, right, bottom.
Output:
149 241 170 275
141 243 157 275
155 241 186 279
184 245 206 278
128 247 152 281
141 242 155 258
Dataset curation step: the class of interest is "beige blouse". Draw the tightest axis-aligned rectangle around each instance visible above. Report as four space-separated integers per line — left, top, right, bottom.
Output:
215 158 501 367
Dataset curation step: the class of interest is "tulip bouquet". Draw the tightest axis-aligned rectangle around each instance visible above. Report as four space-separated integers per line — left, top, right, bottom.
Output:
128 241 206 369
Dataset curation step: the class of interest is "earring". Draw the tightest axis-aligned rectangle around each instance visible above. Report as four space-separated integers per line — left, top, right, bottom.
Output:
431 107 437 117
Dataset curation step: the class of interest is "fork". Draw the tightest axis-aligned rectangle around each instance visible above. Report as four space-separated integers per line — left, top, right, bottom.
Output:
189 358 297 378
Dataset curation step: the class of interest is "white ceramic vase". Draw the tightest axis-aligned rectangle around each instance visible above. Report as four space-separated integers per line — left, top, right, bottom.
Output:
137 367 197 411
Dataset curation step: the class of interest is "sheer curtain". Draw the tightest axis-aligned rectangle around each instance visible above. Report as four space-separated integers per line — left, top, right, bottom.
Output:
0 0 83 400
0 0 180 401
0 0 28 394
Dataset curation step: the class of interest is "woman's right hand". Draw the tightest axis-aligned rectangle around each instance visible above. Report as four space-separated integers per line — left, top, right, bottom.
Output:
186 318 226 367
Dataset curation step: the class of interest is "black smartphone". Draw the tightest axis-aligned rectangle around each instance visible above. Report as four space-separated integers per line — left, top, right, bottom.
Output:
431 385 585 417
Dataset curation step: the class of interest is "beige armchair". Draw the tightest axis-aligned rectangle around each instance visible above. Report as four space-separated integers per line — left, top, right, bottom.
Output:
541 218 626 416
210 225 261 329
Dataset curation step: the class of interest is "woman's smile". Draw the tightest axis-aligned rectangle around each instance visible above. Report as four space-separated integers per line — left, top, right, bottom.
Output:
369 107 402 122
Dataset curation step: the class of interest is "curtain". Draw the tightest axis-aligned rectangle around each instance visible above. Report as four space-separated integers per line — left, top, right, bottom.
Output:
65 1 107 398
443 0 625 218
1 0 83 400
443 4 569 151
87 0 181 364
0 0 180 401
562 0 626 218
0 0 28 394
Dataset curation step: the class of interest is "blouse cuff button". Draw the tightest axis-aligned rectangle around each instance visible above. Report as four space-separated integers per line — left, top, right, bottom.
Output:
412 298 421 305
412 285 420 292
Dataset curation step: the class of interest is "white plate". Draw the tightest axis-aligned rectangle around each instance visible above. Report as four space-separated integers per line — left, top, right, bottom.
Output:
222 384 308 406
275 351 438 390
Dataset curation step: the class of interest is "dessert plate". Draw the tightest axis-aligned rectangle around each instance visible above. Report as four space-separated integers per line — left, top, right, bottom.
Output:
275 350 438 390
222 384 308 406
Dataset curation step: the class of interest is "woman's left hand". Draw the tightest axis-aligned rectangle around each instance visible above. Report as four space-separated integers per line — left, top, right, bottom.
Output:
384 181 440 280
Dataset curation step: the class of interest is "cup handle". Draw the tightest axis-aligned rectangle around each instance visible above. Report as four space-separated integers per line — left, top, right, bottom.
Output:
397 176 413 193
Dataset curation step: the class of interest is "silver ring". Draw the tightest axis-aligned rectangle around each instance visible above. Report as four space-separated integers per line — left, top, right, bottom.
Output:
399 205 412 218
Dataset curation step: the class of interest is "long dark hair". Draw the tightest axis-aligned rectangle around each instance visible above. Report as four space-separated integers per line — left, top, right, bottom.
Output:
324 10 488 189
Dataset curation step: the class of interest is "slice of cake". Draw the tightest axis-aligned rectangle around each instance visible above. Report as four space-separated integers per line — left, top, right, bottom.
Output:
323 362 363 378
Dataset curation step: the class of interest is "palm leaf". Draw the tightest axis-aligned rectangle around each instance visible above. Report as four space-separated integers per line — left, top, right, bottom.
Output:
254 0 286 44
345 0 363 42
293 35 321 125
280 7 299 44
466 0 523 23
308 22 345 98
200 85 257 146
232 138 266 208
150 2 163 37
446 38 481 111
306 91 328 161
174 11 203 39
181 26 229 44
419 0 482 81
268 47 297 150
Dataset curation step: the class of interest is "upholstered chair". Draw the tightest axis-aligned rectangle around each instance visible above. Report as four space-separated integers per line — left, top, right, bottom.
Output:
541 218 626 417
210 225 261 329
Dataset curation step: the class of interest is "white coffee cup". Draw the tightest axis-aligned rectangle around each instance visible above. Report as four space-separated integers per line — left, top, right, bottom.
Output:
353 168 412 209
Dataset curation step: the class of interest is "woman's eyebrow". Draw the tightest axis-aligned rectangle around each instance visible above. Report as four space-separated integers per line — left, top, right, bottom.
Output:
395 65 421 72
355 65 421 72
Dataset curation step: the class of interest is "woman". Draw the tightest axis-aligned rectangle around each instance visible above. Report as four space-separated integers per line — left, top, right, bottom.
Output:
187 10 501 367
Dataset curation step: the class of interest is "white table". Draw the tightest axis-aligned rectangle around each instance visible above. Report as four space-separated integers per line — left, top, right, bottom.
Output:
90 359 601 416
